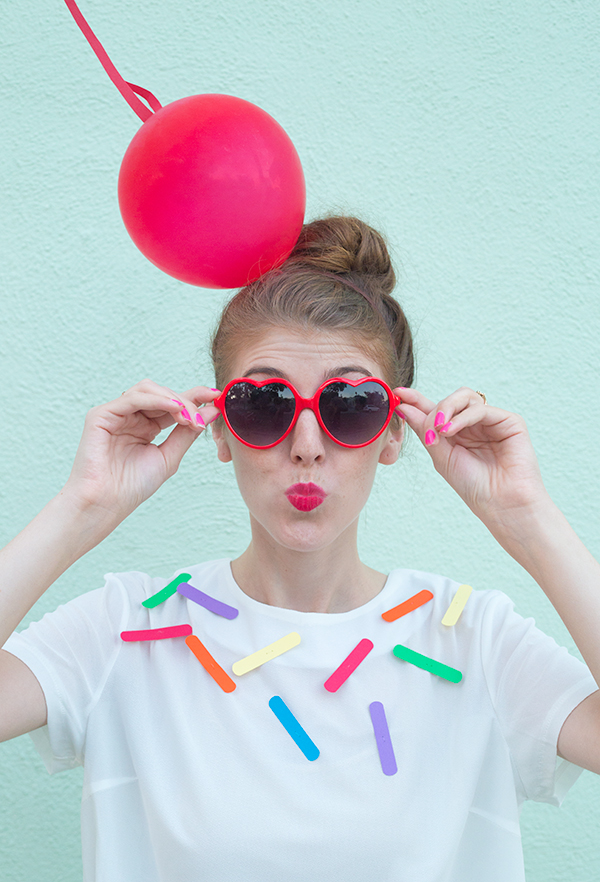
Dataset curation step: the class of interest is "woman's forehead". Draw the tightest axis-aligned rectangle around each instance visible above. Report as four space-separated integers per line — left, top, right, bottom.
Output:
228 326 385 379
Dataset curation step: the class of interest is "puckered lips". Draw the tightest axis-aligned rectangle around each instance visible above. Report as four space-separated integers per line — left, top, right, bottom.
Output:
285 482 327 512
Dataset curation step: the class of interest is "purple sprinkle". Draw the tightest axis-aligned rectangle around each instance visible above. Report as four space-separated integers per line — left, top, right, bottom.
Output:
177 582 239 619
369 701 398 776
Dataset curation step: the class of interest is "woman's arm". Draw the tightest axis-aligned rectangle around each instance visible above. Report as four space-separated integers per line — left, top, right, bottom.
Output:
0 380 219 741
396 386 600 772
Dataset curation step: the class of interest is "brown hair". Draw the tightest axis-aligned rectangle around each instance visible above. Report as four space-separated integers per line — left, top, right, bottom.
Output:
210 216 415 392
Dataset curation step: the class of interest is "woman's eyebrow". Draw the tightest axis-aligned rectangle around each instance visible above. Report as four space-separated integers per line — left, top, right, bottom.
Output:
325 366 374 379
242 365 374 380
242 366 290 379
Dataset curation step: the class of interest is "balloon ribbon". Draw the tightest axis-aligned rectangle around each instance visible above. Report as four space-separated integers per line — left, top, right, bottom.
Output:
63 0 162 122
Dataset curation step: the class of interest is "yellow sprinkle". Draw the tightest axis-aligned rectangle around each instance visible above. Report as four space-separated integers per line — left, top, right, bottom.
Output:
442 584 473 626
232 632 301 676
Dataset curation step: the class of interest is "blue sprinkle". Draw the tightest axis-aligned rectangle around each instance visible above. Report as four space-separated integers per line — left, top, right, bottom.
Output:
268 696 320 761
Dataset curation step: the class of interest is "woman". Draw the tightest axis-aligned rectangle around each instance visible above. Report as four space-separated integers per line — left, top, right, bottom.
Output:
1 216 599 881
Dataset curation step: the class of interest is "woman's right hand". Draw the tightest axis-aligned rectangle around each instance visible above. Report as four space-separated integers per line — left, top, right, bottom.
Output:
62 379 221 523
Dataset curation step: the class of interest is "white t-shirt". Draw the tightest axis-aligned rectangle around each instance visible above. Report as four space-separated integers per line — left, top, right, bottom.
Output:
4 560 597 882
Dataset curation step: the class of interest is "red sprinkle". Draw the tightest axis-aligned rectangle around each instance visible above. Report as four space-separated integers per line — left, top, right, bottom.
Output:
324 639 374 692
120 624 193 642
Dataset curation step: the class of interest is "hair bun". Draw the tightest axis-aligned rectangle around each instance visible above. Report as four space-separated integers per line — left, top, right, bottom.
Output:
288 216 396 295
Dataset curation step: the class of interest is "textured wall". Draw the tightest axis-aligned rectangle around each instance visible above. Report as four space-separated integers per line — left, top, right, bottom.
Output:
1 1 599 879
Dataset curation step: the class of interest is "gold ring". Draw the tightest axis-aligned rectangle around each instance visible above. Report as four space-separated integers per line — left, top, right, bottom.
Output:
475 390 487 404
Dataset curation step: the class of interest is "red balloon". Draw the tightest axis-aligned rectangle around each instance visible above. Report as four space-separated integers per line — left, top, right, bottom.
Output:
118 94 306 288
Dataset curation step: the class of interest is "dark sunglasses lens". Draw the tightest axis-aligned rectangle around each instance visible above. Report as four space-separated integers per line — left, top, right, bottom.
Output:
319 381 390 445
225 382 296 446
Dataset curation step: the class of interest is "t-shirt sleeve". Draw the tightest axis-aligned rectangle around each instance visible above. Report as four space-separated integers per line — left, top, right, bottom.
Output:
479 591 598 806
3 573 137 774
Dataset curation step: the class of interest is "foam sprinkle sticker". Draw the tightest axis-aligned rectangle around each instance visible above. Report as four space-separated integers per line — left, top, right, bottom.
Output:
392 644 462 683
324 638 374 692
441 584 473 626
177 581 239 619
142 573 192 608
186 635 236 693
121 624 192 642
232 632 301 676
269 696 320 761
369 701 397 776
382 589 434 622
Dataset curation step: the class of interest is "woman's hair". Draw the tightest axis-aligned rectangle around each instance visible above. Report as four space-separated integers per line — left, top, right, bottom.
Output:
210 215 415 392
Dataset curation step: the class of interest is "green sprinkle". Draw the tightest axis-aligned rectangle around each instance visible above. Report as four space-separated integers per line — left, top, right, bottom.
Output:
142 573 192 608
392 644 462 683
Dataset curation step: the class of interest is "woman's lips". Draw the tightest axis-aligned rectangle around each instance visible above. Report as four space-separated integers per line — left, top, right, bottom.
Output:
285 482 327 512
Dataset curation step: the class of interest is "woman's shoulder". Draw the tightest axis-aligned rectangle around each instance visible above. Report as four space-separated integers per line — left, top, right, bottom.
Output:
384 566 516 626
105 558 232 604
92 559 232 627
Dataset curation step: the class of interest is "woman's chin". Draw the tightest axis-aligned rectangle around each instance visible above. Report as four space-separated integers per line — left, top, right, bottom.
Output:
253 512 358 556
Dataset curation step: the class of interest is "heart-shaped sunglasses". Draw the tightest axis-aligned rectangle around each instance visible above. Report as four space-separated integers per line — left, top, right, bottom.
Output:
214 377 402 449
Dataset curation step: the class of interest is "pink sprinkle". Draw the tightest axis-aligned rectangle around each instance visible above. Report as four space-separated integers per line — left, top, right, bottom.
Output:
121 624 192 642
324 638 374 692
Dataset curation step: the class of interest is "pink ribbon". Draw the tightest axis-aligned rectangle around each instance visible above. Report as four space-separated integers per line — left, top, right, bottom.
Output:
63 0 162 122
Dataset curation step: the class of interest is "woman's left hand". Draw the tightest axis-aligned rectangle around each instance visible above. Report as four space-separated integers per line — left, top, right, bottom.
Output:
395 387 551 525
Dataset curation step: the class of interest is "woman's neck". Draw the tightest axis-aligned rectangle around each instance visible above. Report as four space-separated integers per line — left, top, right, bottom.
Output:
230 524 387 613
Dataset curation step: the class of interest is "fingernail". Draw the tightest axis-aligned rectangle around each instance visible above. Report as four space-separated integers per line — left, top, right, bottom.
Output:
397 411 406 420
171 399 184 406
440 421 452 433
425 430 436 446
210 388 219 392
195 412 205 427
434 412 445 428
180 407 192 421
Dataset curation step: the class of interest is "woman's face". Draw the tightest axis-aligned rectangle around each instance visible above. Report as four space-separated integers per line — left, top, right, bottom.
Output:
212 326 403 555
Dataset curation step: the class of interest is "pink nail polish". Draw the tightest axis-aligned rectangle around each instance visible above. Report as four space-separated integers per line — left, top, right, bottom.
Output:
181 407 192 421
440 421 452 433
397 411 406 420
171 399 184 406
434 412 445 428
425 430 436 446
195 412 205 427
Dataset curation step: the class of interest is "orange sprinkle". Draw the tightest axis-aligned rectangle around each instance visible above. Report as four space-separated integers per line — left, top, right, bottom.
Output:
382 589 434 622
185 635 236 693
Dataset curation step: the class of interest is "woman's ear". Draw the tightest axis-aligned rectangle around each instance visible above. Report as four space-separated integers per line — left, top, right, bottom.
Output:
378 422 404 465
210 418 233 463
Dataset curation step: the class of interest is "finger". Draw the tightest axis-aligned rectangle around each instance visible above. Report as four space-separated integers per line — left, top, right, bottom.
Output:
394 387 437 415
114 382 220 432
117 379 217 408
420 388 487 447
392 400 427 435
96 383 222 446
192 404 221 430
169 387 222 431
433 403 512 440
95 390 187 429
155 422 204 477
182 386 222 405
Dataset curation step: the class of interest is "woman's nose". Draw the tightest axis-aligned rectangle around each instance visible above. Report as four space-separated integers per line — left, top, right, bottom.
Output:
289 407 326 462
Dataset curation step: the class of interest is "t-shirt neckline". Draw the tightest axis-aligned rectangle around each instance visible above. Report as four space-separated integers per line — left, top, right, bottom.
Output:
216 559 401 625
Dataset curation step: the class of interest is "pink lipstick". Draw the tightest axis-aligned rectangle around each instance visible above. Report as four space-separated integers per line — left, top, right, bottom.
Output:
285 482 327 512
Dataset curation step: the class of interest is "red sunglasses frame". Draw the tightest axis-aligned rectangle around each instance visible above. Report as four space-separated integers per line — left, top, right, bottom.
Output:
214 376 402 449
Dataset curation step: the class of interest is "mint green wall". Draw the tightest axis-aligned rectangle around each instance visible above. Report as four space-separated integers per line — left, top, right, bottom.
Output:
1 1 599 879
